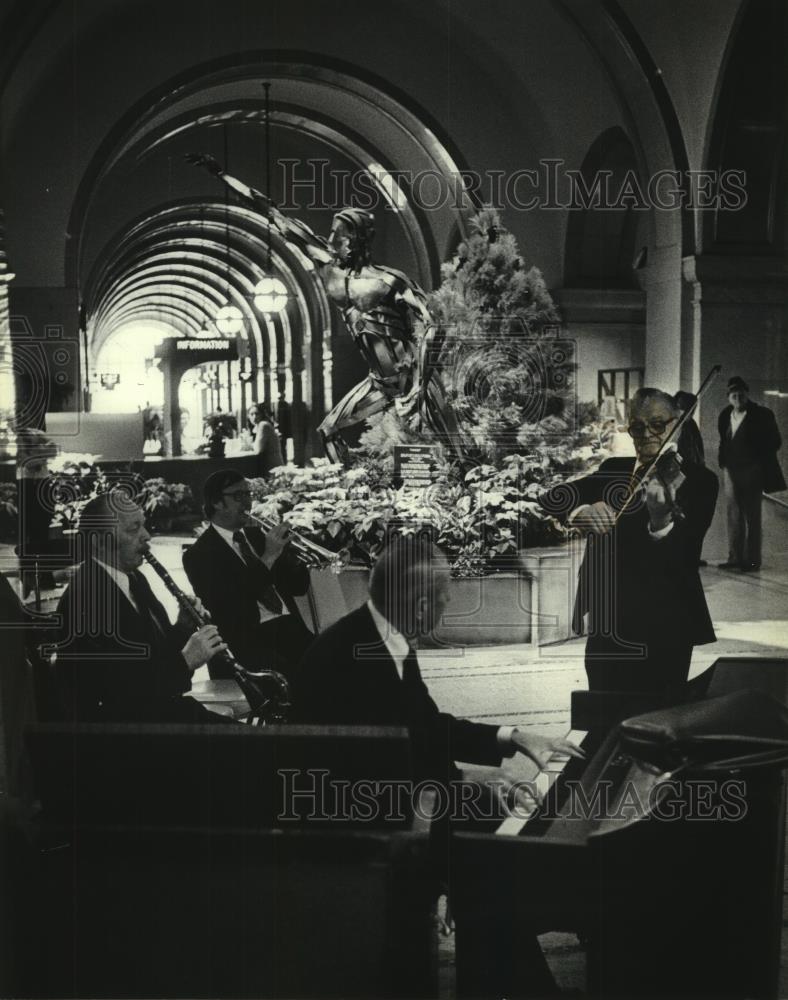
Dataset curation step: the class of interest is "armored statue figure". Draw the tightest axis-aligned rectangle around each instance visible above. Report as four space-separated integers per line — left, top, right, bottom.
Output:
187 153 465 465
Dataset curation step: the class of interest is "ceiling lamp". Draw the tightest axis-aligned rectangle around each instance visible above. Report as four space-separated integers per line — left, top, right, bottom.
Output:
255 80 288 317
253 276 288 314
216 304 244 334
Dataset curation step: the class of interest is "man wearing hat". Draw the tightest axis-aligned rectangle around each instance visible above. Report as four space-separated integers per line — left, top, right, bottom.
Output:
718 376 786 571
183 470 313 678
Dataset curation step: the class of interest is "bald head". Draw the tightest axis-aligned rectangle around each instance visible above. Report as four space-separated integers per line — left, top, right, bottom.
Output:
78 490 150 573
369 535 450 640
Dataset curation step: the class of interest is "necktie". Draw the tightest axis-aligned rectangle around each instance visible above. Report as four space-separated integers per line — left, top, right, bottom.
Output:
232 530 283 615
128 571 167 643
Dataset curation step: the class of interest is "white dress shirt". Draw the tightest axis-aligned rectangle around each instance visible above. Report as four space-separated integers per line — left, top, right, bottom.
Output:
366 600 515 749
730 409 746 436
212 523 288 623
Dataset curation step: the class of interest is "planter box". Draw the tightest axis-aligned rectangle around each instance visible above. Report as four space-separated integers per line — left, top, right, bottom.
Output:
433 573 532 646
520 543 583 646
303 544 580 647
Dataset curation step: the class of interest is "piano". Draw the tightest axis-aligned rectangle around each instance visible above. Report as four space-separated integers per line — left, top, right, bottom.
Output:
453 658 788 1000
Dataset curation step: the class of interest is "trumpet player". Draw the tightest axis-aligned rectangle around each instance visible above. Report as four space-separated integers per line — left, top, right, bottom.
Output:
183 470 313 680
53 491 231 723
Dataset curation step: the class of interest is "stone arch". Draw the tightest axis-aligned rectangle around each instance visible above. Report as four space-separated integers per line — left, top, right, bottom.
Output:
564 126 644 289
553 0 694 391
702 0 787 254
64 50 478 294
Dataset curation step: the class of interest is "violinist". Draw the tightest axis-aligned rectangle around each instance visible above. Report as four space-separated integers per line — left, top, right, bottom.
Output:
540 388 718 696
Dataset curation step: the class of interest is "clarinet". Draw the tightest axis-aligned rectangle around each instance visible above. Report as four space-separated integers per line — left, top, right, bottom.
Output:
143 551 290 724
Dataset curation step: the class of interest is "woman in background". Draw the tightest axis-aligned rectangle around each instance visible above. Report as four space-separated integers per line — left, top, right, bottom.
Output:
248 402 283 475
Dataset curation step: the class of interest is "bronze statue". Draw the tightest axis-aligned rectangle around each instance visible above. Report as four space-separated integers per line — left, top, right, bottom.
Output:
187 153 465 466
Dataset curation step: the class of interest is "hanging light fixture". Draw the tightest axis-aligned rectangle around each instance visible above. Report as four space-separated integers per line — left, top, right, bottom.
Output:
215 123 244 336
216 304 243 335
253 81 288 317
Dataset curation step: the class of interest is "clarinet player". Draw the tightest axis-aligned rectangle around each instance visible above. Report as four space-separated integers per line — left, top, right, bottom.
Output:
53 490 230 723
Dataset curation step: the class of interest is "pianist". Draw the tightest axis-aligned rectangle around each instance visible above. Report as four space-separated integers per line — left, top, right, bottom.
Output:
541 387 718 695
293 535 584 997
293 534 582 784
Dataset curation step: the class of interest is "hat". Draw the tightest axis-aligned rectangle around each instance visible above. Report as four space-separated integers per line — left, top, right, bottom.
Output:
727 376 749 393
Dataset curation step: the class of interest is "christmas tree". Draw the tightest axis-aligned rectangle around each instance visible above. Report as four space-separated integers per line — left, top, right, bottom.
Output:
347 207 610 571
429 206 577 465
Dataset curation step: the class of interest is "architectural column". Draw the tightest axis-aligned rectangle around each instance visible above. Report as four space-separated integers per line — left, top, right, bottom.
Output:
642 244 685 392
681 253 788 452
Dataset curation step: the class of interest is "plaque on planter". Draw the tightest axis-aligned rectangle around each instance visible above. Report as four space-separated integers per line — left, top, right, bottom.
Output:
394 444 437 490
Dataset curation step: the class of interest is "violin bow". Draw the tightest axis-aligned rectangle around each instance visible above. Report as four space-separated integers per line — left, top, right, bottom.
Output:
613 364 722 525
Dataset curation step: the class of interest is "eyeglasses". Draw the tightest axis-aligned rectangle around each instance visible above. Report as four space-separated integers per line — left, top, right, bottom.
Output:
222 489 252 501
626 418 675 439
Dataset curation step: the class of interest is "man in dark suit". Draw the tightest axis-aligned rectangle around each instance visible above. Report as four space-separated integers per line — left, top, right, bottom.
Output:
294 535 582 998
541 388 718 695
183 470 312 679
717 375 786 572
53 491 229 723
294 535 581 783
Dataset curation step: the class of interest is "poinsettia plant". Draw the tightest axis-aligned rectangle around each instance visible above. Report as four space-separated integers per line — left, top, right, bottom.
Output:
48 454 109 531
136 478 197 531
47 457 196 534
247 452 599 577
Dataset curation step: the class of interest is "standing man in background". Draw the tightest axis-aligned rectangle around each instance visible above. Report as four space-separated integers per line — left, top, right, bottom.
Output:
718 376 785 572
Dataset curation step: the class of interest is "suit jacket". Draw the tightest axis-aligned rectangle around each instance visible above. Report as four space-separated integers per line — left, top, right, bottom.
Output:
53 560 197 723
541 458 718 648
717 401 786 493
183 524 310 672
292 604 504 783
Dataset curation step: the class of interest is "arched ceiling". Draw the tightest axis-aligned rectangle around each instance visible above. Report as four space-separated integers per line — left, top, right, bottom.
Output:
0 0 746 302
68 56 482 296
0 0 640 295
82 200 334 387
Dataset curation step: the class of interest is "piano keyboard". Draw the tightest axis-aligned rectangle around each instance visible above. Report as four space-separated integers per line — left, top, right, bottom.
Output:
496 729 589 836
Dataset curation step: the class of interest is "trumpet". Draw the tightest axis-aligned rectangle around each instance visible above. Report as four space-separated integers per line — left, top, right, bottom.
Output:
142 550 290 724
247 513 345 572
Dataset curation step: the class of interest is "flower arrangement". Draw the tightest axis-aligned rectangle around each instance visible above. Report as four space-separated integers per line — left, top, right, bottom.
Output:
247 449 609 577
135 478 197 531
203 411 238 458
49 455 110 532
47 456 196 534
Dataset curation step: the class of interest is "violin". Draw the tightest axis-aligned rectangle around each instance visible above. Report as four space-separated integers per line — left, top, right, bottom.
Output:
643 446 687 523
